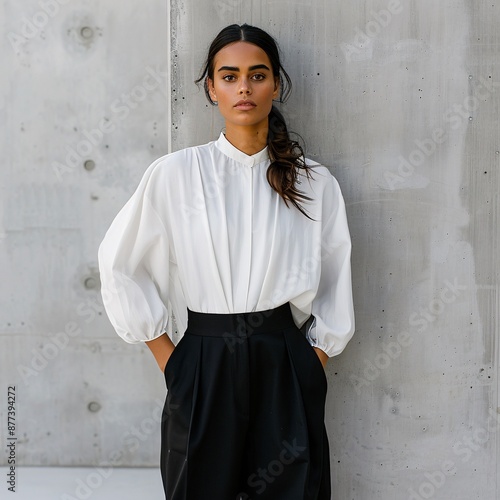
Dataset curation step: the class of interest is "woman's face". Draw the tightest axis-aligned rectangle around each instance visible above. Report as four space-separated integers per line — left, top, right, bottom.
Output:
207 41 280 131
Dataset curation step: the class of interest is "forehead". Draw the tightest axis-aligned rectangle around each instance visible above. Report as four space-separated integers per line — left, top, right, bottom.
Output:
213 41 272 69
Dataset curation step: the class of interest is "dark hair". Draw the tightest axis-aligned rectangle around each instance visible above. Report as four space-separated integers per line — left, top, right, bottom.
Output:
195 23 316 220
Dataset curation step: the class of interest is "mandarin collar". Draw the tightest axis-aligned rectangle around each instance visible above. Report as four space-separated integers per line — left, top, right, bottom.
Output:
214 132 270 167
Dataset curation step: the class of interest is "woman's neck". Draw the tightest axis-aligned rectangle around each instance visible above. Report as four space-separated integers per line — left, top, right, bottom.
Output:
224 125 268 156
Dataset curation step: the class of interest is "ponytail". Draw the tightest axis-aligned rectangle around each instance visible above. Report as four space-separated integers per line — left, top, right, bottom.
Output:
266 106 316 220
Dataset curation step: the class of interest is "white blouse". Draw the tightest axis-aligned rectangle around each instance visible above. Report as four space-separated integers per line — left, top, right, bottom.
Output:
97 132 355 357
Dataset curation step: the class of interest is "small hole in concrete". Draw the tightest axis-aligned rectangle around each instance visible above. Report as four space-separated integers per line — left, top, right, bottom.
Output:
84 159 95 171
88 401 101 413
84 277 97 289
81 27 94 39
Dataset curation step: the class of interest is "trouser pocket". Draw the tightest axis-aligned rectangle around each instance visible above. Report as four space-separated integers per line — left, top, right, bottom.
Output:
164 334 188 385
292 325 328 387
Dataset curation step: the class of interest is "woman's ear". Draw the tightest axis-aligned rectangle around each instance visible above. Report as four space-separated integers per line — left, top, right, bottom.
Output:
207 77 217 102
273 77 280 99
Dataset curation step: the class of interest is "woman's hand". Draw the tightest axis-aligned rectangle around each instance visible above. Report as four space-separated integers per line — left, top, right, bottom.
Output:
145 333 175 372
313 347 329 369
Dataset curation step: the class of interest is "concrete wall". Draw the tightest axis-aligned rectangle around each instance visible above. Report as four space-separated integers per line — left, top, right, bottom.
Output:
0 0 170 474
171 1 499 498
1 0 499 499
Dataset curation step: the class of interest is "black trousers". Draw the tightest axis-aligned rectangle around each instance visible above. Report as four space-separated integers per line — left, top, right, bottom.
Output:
160 302 331 500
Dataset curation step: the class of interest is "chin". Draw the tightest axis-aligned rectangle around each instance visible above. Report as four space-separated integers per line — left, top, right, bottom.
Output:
228 115 268 127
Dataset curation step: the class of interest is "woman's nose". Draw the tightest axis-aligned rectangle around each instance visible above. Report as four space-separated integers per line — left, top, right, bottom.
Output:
239 78 252 94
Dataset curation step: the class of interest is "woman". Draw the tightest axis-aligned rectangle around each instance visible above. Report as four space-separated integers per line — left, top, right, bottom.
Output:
98 23 355 500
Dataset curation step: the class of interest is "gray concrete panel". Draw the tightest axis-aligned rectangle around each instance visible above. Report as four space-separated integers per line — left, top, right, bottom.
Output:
170 1 499 498
1 0 170 470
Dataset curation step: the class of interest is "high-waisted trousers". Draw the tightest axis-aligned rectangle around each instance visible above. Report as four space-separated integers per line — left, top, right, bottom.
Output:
160 302 331 500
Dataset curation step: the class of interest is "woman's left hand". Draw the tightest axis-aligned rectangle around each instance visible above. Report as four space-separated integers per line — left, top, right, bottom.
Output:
313 347 328 369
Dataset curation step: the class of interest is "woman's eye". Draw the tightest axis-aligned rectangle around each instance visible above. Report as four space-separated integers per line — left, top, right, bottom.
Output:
221 74 266 82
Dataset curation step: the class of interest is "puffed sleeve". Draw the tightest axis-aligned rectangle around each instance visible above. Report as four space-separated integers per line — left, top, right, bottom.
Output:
97 157 171 344
306 174 355 357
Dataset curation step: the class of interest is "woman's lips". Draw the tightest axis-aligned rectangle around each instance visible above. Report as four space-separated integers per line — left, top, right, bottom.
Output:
234 100 256 110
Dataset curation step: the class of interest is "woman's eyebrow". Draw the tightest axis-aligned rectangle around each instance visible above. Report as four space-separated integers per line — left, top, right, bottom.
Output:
217 64 271 72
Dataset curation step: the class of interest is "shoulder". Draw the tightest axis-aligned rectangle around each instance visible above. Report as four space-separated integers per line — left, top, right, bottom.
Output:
129 139 217 202
301 157 343 194
150 139 216 173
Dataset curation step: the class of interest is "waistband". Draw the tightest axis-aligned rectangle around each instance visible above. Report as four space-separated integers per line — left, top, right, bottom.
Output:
185 302 297 337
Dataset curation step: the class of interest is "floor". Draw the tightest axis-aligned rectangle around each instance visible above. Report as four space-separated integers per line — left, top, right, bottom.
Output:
1 466 164 499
